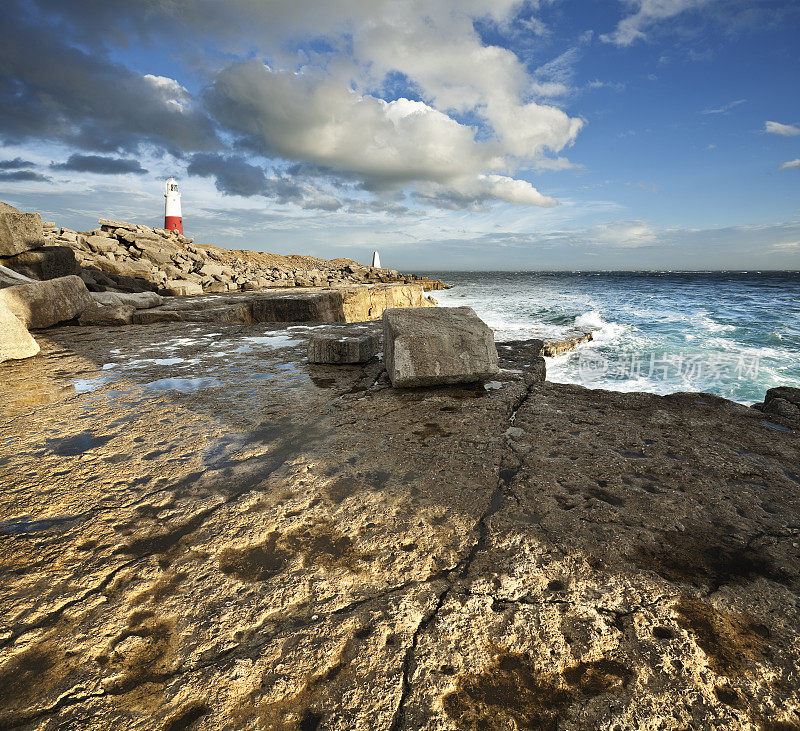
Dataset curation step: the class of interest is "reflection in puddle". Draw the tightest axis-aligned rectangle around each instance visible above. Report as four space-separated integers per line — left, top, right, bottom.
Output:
73 377 107 393
144 377 220 393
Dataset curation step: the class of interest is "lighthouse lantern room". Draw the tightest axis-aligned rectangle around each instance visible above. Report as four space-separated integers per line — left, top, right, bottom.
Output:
164 177 183 235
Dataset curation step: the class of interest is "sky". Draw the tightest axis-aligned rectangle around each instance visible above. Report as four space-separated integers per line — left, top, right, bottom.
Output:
0 0 799 271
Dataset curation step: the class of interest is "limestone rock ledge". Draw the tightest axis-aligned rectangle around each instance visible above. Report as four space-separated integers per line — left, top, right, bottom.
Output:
0 323 797 729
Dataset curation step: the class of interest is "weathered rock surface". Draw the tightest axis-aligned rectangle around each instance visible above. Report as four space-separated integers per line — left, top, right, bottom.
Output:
0 265 36 289
540 328 593 357
0 212 45 256
0 302 39 362
91 291 163 309
0 324 797 729
0 275 94 329
753 386 800 426
78 304 136 326
0 245 79 280
307 332 378 364
384 306 500 387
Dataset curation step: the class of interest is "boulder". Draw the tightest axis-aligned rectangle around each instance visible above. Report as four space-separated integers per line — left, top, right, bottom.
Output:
93 258 153 281
78 304 136 326
0 245 79 280
0 275 94 329
0 212 45 256
81 235 119 254
382 306 499 388
0 264 36 288
98 218 136 231
753 386 800 424
91 291 163 309
307 333 378 364
164 279 203 296
0 301 39 363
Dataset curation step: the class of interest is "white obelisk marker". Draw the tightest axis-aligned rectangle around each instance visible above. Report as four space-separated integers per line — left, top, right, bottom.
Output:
371 250 381 268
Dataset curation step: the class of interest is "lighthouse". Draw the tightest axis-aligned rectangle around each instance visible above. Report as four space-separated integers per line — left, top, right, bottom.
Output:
164 177 183 235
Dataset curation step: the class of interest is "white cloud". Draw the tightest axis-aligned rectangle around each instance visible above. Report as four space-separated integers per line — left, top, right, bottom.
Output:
765 121 800 136
207 61 576 208
590 219 658 247
601 0 711 47
779 159 800 170
701 99 746 115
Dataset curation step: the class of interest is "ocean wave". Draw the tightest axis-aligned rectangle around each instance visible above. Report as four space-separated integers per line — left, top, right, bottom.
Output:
573 310 630 343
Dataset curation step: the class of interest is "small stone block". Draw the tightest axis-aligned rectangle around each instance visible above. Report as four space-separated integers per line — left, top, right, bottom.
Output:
307 333 378 364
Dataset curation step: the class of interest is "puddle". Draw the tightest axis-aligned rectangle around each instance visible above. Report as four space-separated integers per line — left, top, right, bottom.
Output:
143 377 221 393
73 377 108 393
763 421 791 433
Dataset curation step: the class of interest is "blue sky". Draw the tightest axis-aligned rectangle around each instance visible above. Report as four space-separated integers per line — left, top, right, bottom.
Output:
0 0 798 270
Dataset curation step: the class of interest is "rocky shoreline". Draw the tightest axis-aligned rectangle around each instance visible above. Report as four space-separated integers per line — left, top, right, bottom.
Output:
1 203 799 729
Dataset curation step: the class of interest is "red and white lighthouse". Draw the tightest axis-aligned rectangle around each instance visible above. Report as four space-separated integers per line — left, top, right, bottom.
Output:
164 177 183 235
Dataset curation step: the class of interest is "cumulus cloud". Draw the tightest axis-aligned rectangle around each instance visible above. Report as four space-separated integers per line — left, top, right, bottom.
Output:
207 62 574 208
0 5 217 154
51 154 148 175
765 121 800 136
3 0 583 211
779 159 800 170
601 0 712 47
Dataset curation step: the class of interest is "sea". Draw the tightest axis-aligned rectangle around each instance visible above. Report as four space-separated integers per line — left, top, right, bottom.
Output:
425 271 800 404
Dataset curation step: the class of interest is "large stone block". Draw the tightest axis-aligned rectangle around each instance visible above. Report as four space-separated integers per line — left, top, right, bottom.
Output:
0 245 79 280
0 275 94 329
307 333 378 364
251 291 346 323
383 306 499 387
0 212 45 256
0 301 39 363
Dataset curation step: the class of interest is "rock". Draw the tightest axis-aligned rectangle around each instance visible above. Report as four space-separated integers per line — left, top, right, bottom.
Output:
0 301 39 362
78 304 136 326
383 306 500 387
93 258 153 281
753 386 800 425
81 235 119 254
0 275 94 329
0 265 36 289
0 202 20 214
0 212 45 256
540 330 593 357
252 290 347 323
91 291 163 310
308 333 378 364
0 246 79 280
764 386 800 407
164 279 203 296
98 218 136 231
